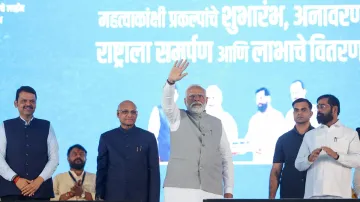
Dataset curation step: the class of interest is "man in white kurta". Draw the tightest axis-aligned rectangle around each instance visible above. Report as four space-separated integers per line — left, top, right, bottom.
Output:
352 128 360 198
295 94 360 199
162 60 234 202
353 167 360 198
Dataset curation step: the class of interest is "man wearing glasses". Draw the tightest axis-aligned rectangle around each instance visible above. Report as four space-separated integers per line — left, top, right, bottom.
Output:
162 60 234 202
95 100 160 202
295 94 360 199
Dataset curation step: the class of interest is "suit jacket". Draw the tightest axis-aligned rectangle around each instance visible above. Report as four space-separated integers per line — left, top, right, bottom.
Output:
96 126 160 202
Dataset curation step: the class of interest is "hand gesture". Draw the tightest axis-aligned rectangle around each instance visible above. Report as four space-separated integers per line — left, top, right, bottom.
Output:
15 178 30 191
321 146 339 159
167 59 189 83
71 180 84 197
224 193 233 198
308 148 322 162
59 191 75 201
21 177 44 196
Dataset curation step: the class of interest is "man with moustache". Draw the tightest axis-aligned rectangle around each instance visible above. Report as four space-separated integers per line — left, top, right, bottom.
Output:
162 59 234 202
269 98 314 199
96 100 160 202
0 86 59 201
295 94 360 199
245 87 285 164
52 144 96 201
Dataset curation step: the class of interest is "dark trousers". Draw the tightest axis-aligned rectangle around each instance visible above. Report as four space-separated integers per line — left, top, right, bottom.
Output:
0 195 50 201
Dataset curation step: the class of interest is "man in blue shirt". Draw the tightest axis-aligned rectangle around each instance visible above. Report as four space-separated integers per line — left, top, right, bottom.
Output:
269 98 314 198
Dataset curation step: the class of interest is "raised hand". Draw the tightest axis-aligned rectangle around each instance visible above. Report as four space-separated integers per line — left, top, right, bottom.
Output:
168 59 189 83
71 180 84 197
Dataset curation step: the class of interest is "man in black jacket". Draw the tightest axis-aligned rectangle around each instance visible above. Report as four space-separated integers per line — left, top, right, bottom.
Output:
0 86 59 201
96 100 160 202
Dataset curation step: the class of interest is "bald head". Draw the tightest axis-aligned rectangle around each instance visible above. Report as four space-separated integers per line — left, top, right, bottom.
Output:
118 100 137 110
117 100 138 129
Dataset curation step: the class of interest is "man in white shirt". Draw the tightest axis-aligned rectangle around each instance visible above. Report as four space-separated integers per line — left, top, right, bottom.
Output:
295 94 360 199
352 128 360 198
52 144 96 201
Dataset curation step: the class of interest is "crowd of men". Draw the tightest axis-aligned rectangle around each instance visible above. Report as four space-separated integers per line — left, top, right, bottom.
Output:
1 59 360 202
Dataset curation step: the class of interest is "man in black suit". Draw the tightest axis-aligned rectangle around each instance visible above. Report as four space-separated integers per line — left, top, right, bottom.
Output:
96 100 160 202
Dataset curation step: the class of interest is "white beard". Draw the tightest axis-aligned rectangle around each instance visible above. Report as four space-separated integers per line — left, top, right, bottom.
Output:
187 102 206 114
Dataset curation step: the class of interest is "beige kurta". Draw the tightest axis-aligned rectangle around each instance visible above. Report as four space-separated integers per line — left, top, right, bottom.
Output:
51 170 96 201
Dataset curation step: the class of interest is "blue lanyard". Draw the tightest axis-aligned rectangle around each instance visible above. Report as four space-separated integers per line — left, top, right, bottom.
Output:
68 171 86 185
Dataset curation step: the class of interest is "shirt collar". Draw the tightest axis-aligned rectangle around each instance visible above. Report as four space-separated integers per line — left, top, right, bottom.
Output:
69 170 85 178
292 125 315 136
19 116 34 125
119 125 136 133
319 119 342 129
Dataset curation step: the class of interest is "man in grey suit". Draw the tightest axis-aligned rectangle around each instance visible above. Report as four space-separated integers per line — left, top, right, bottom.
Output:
162 59 234 202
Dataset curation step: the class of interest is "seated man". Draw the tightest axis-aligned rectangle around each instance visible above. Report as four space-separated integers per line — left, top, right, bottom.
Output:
52 144 96 201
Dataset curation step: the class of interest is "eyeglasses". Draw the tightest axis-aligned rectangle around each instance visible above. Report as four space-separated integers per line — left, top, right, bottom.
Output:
118 110 138 115
317 104 331 110
188 94 205 100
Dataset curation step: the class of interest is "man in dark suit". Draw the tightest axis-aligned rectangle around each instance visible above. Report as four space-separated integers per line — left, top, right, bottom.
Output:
96 100 160 202
0 86 59 201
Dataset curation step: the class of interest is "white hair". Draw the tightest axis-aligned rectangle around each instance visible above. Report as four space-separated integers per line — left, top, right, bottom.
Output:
185 84 206 96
